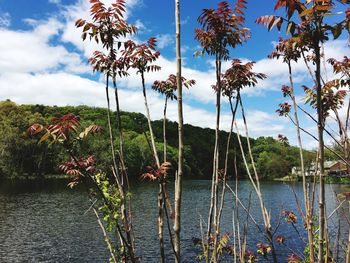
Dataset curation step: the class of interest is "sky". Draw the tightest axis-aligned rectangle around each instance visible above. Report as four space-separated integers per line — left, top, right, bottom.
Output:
0 0 349 149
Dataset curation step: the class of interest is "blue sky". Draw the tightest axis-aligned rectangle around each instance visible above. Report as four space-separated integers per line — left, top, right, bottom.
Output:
0 0 348 149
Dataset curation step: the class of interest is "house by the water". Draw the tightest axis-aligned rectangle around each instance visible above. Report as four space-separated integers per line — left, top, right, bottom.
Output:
291 160 348 178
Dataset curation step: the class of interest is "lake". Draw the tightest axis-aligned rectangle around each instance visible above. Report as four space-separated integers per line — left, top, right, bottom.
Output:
0 179 349 262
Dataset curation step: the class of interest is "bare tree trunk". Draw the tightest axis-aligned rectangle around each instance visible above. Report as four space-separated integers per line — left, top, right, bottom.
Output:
236 94 277 263
315 38 326 263
112 75 136 255
288 62 315 262
174 1 183 261
105 74 119 175
92 205 117 263
113 75 126 176
141 72 160 168
209 57 222 263
163 97 168 162
158 185 165 263
141 71 165 262
217 96 239 238
346 202 350 263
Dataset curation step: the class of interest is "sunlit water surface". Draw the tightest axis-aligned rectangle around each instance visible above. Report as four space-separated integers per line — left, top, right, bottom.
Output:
0 179 349 262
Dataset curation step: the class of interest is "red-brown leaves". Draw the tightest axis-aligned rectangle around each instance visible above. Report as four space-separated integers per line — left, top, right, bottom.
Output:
281 85 292 97
59 156 96 178
304 84 348 117
152 74 196 100
276 102 291 116
282 210 297 223
256 15 285 32
256 243 272 256
328 56 350 76
75 0 136 48
221 59 266 97
276 235 285 244
123 38 161 74
140 162 172 182
287 254 300 263
28 114 103 145
195 1 249 60
274 0 306 19
269 38 304 62
89 50 128 77
245 250 258 262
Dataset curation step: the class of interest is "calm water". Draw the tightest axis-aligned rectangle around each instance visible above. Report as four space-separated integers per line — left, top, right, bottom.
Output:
0 179 349 262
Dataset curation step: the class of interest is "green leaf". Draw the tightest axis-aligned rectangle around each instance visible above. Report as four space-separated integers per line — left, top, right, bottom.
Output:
331 24 342 40
38 131 50 144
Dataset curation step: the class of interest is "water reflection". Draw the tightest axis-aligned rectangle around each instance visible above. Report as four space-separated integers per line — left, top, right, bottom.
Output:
0 179 348 262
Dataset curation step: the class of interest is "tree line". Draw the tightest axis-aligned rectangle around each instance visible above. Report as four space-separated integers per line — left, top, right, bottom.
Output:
0 99 313 180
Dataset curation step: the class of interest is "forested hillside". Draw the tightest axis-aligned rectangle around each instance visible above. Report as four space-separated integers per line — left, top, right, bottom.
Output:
0 100 315 180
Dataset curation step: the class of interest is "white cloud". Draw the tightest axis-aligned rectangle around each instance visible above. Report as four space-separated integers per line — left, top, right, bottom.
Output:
49 0 61 4
134 19 150 34
0 19 89 75
0 12 10 28
60 0 142 58
156 34 174 49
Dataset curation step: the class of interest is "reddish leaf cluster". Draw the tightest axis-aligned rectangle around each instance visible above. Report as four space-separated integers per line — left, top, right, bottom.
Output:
59 156 96 177
256 243 272 256
269 38 304 63
256 0 348 40
281 85 292 97
282 210 297 224
75 0 136 48
221 59 266 97
152 74 196 100
140 162 173 181
277 134 289 145
276 235 285 244
304 84 348 117
28 114 103 145
89 51 128 77
195 1 249 60
276 102 291 116
245 250 258 262
255 15 284 32
328 56 350 76
274 0 306 19
287 253 299 263
123 38 161 74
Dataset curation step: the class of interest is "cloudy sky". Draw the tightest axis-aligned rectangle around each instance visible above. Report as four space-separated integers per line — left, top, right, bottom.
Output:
0 0 349 149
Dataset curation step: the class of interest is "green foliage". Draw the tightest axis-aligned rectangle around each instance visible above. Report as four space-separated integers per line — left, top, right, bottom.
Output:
96 172 122 231
1 100 308 181
251 136 315 179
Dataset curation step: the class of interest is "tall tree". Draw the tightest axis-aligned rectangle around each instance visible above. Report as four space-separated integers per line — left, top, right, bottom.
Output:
123 38 168 262
195 1 249 261
123 38 161 168
75 0 137 260
270 38 316 261
257 1 350 261
152 74 195 162
175 0 183 260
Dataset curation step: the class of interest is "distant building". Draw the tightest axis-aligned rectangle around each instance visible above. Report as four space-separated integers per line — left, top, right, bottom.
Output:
325 160 348 177
291 160 348 178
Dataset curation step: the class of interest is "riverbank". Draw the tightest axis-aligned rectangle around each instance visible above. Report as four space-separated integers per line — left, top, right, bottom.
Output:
275 174 350 184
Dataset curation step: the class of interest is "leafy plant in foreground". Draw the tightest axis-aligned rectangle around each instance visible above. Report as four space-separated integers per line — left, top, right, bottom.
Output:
28 114 136 262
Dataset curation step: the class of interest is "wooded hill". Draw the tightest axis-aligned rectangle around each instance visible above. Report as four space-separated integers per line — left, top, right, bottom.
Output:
0 100 315 180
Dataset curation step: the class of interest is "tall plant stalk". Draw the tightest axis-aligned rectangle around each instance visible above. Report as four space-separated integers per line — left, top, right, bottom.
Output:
314 35 326 263
288 61 315 262
174 0 183 261
163 97 168 162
